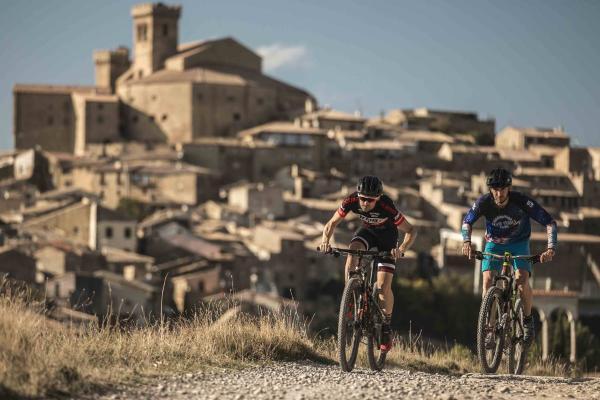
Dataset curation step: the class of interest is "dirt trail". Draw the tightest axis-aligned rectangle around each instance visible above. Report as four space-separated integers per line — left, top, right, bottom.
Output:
88 361 600 400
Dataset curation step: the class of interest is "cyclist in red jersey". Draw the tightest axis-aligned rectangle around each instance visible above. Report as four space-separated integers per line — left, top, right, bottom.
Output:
319 176 417 352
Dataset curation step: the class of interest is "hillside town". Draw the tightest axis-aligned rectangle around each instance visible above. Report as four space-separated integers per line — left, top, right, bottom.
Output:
2 2 600 364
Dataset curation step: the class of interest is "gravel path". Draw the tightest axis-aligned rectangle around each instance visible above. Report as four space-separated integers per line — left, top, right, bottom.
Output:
92 361 600 400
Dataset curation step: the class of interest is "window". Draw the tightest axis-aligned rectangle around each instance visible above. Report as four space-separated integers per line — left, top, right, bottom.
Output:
256 98 264 106
161 114 168 122
98 103 104 110
97 115 104 124
197 93 203 102
227 95 236 103
124 227 131 238
105 227 113 238
132 115 139 124
137 23 147 41
233 113 241 122
198 280 205 293
149 115 155 122
162 24 168 36
73 226 79 235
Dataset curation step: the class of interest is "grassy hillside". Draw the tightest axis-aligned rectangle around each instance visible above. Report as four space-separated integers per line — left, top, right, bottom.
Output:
0 278 577 398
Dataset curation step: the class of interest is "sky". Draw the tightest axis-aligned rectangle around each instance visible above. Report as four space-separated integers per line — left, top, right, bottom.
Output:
1 0 599 150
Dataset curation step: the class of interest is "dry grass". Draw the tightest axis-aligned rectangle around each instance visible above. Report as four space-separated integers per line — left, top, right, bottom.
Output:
0 281 326 398
0 279 580 398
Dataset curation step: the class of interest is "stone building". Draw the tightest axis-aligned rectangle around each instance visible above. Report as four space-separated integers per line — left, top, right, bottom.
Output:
385 108 495 144
14 3 314 154
496 126 570 150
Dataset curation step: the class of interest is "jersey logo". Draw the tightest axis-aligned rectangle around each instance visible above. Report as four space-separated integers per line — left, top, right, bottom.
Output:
359 215 388 225
492 215 518 229
526 200 534 208
472 202 477 210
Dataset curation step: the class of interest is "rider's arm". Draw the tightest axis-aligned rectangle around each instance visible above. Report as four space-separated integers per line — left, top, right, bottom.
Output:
321 211 344 248
462 197 484 243
461 197 484 259
397 219 416 254
518 194 558 250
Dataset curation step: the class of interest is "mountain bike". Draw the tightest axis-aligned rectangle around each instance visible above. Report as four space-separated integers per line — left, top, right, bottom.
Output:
320 247 393 372
474 250 540 374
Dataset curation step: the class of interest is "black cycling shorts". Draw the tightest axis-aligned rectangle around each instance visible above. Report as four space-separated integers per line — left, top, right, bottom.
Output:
350 226 398 274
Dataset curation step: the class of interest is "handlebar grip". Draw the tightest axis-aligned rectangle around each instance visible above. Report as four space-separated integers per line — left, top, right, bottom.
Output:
474 251 484 260
530 254 541 265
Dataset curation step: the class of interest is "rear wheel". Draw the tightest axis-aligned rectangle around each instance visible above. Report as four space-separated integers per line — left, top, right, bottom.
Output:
507 299 527 374
477 286 505 373
338 278 363 372
367 297 387 371
367 330 387 371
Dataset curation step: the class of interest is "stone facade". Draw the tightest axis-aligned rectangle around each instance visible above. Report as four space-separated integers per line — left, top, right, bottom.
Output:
14 3 314 154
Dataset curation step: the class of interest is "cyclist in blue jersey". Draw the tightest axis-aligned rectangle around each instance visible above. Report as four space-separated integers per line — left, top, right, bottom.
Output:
320 176 417 352
461 168 557 343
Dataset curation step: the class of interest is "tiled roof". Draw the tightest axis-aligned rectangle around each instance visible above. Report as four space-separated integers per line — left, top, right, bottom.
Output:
13 84 109 95
125 64 310 97
101 246 154 264
238 121 326 137
398 131 455 143
302 109 366 122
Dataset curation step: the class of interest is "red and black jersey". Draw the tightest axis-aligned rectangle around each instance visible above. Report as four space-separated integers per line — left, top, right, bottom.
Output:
338 192 405 229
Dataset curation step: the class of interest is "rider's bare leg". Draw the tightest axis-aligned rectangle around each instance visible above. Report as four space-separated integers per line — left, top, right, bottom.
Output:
482 270 497 329
345 241 366 283
515 269 533 316
482 270 494 299
376 271 394 317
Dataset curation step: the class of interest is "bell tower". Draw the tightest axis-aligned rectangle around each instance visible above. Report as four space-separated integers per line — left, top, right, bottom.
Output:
131 3 181 78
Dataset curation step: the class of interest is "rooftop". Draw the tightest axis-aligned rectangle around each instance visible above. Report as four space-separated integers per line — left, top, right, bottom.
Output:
126 64 309 97
13 84 109 95
505 126 570 139
302 108 366 122
515 167 568 177
398 131 455 143
101 246 154 264
238 121 326 138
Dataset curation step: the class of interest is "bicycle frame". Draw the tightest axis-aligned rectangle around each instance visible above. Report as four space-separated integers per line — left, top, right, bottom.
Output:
473 250 540 373
325 247 391 335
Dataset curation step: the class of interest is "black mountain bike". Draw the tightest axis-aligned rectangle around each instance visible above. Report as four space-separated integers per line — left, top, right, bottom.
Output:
474 250 540 374
321 247 393 372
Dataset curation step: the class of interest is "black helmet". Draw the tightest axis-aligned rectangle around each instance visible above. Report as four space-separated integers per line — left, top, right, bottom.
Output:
357 176 383 197
486 168 512 188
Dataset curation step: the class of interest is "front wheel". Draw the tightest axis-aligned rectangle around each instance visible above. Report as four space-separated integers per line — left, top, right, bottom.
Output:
367 331 387 371
477 286 505 373
337 278 363 372
507 299 527 374
367 298 387 371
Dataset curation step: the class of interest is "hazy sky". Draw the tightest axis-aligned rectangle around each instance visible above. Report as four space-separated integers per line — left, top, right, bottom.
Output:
1 0 599 150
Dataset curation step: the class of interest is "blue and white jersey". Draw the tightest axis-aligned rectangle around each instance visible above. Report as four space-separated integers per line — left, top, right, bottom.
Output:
462 191 557 248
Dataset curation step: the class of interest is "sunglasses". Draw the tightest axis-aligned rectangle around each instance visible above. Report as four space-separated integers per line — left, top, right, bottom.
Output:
358 196 377 203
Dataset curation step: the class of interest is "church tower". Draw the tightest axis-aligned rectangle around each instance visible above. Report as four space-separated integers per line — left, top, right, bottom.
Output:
131 3 181 78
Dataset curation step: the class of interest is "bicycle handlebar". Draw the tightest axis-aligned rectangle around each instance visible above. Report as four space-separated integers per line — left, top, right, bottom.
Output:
317 246 395 258
473 251 541 265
